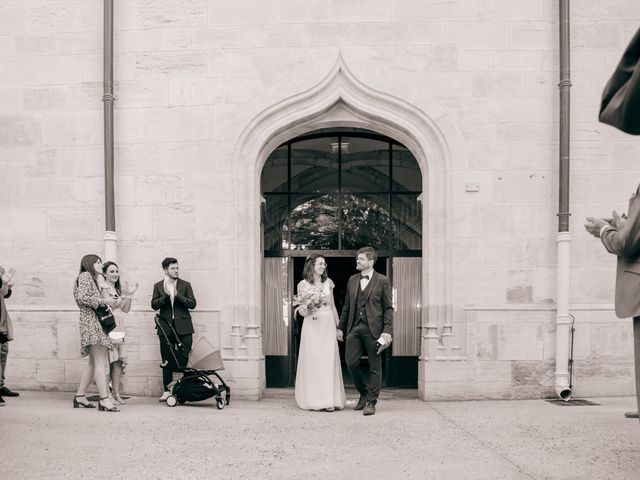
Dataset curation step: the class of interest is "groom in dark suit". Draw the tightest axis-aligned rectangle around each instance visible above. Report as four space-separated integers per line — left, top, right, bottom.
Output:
151 257 197 401
338 246 393 416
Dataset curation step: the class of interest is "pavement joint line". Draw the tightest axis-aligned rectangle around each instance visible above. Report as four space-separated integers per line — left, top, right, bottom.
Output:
425 402 540 480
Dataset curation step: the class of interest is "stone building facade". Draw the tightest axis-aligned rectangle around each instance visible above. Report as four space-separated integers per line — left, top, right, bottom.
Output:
0 0 638 400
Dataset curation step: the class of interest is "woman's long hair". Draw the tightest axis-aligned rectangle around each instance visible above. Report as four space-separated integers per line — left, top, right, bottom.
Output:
76 254 101 287
302 254 328 283
102 261 122 295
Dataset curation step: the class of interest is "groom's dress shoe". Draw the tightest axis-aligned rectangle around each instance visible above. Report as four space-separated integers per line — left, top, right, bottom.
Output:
0 387 19 397
624 411 639 418
354 396 367 411
363 402 376 416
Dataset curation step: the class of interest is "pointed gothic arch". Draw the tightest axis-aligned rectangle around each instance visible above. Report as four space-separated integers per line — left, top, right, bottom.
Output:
227 55 459 398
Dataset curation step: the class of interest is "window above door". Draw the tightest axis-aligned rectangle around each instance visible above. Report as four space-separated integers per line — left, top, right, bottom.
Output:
261 129 422 255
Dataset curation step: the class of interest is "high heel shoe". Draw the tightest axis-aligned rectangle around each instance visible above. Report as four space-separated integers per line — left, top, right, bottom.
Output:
73 395 96 409
113 395 126 405
98 397 119 412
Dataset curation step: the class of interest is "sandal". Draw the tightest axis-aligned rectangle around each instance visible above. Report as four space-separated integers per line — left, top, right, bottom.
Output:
73 395 96 409
98 396 119 412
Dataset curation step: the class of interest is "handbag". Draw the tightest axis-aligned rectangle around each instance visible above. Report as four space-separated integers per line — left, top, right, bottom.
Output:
95 305 116 334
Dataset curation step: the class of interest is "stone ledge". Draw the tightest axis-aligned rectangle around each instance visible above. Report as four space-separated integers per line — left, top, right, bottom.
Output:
463 304 617 312
8 305 224 312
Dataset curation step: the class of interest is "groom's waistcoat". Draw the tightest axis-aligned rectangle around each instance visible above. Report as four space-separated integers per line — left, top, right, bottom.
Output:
339 271 394 338
354 280 369 326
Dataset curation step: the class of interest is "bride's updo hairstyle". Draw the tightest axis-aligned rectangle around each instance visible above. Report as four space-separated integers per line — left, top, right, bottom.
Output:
302 254 328 283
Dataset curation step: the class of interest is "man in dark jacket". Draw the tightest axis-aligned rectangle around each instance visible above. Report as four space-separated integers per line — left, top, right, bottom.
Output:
151 257 197 401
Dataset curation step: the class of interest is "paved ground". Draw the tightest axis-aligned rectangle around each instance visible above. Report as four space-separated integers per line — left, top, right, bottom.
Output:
1 390 639 480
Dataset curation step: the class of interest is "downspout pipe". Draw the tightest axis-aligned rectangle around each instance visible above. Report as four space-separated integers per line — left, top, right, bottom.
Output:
555 0 572 401
103 0 117 262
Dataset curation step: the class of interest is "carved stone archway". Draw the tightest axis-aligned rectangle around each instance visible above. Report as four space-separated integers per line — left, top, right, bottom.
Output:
227 55 459 399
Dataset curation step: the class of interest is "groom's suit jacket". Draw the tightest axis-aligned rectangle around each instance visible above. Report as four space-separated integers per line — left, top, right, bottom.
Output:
338 271 393 339
151 278 197 336
601 185 640 318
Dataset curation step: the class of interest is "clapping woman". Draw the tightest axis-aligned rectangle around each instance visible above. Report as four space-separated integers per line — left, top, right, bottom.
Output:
73 254 119 412
100 261 137 405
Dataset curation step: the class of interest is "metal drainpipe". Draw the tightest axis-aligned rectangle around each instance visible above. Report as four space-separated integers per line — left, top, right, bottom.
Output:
555 0 572 401
103 0 117 262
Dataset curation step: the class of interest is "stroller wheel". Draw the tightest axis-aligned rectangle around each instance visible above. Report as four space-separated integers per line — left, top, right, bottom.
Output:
177 397 186 405
166 395 178 407
216 397 225 410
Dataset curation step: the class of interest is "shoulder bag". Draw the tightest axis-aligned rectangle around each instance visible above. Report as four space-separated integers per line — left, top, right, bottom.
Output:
95 305 116 334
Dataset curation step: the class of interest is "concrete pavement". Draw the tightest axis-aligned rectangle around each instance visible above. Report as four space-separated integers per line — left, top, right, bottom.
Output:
1 391 638 480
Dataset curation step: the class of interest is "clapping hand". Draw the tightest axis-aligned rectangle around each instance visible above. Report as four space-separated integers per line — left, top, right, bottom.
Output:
114 291 128 308
584 216 609 238
104 295 119 308
0 267 16 286
122 282 138 297
608 210 627 229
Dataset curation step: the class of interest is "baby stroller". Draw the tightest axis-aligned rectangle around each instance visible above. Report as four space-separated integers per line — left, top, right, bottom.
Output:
154 315 231 409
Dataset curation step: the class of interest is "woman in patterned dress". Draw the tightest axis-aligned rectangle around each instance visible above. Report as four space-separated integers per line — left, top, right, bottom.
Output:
72 254 119 412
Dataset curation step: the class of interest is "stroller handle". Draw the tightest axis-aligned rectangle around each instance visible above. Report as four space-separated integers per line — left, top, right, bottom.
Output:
153 314 183 366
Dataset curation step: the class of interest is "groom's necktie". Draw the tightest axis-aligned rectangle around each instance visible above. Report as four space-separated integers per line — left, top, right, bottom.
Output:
360 274 370 290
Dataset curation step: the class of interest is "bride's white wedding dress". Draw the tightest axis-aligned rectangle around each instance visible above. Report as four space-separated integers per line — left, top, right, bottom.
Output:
294 278 346 410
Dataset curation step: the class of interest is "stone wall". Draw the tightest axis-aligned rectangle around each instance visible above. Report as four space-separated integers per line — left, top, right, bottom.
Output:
8 308 223 395
1 0 639 399
424 306 634 400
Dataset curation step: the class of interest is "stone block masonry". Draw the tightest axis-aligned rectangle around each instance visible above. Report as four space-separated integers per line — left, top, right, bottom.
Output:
0 0 638 399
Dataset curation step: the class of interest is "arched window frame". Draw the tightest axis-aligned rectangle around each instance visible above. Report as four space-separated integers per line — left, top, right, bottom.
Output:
261 130 422 257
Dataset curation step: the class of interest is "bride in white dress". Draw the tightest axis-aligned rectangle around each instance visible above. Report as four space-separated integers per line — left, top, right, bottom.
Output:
294 255 346 411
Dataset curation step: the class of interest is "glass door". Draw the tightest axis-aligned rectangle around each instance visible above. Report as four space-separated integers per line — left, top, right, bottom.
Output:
261 129 422 388
387 257 421 387
264 254 420 388
262 257 292 387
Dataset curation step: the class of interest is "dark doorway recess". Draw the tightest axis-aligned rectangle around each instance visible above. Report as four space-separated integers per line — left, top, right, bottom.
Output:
265 255 418 389
262 129 420 390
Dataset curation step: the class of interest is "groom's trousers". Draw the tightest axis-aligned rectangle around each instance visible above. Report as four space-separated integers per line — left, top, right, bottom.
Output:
346 322 382 403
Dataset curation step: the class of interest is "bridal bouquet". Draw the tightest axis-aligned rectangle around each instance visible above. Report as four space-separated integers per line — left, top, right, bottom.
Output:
292 287 328 320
